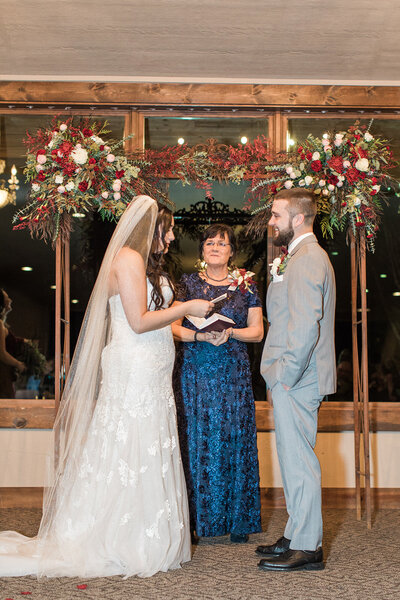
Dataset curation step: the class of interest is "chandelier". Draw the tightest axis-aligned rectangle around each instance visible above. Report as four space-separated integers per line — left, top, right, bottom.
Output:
0 160 19 209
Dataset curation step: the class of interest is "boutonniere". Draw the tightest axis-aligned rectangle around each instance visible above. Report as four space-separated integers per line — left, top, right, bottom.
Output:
270 247 291 280
228 268 255 294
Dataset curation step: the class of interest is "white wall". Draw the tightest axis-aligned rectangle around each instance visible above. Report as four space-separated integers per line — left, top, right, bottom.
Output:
0 429 399 488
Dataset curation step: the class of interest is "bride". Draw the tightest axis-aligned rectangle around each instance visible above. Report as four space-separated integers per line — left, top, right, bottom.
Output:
0 195 213 578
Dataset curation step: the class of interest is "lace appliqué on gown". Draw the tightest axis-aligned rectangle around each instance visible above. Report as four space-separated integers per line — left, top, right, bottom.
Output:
0 281 191 578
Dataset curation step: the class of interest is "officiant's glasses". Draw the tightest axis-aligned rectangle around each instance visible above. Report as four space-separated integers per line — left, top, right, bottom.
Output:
204 241 231 248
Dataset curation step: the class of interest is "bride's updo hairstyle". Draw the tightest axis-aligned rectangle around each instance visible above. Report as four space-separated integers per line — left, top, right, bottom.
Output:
146 204 176 310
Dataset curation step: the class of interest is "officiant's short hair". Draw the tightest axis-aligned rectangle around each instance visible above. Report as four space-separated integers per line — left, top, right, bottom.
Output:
275 188 317 225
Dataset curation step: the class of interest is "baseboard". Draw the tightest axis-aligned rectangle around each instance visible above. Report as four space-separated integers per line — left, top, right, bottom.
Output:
2 487 400 509
261 487 400 509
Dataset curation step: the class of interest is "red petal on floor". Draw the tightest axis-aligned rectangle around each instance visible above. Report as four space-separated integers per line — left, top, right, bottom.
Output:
77 584 88 589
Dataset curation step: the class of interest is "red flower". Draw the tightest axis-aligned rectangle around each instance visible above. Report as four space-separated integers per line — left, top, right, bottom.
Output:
354 134 361 140
310 160 322 172
355 221 365 227
345 168 360 184
37 171 46 181
370 189 377 195
100 145 105 151
327 156 344 174
82 128 93 137
341 202 347 207
89 158 96 165
371 177 378 184
300 153 305 160
328 175 339 186
59 141 73 155
115 169 125 179
297 146 303 153
306 152 312 160
36 149 46 158
63 163 75 176
78 181 88 192
367 233 374 239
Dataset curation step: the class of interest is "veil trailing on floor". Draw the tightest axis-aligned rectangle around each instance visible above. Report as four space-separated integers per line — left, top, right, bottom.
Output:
34 195 158 574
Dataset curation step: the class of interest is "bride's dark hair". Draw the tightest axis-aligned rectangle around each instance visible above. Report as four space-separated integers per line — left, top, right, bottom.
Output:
146 204 176 310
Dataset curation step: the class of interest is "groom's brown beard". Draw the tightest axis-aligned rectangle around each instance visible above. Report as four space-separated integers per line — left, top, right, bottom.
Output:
273 223 294 247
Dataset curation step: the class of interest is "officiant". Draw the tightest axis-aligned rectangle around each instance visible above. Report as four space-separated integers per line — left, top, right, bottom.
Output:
172 224 263 544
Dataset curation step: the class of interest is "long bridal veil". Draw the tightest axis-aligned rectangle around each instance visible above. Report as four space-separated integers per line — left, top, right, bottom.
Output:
0 195 158 576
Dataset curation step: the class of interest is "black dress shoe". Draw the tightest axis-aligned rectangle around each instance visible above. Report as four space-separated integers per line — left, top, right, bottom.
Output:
255 536 290 557
258 548 324 571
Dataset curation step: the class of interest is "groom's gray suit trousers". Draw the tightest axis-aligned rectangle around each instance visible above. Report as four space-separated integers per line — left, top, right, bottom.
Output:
272 380 323 551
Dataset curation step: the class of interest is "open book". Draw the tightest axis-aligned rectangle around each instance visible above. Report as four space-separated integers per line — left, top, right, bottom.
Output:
185 293 235 332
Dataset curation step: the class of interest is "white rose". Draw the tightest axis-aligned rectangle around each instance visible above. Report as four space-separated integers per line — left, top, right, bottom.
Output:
335 133 344 140
59 124 67 132
304 175 313 185
112 180 122 192
343 160 351 168
32 183 40 192
312 152 320 161
37 154 47 165
337 181 343 187
57 185 65 193
55 175 64 184
65 181 74 191
35 165 43 172
270 257 281 277
364 132 373 142
48 139 54 149
71 147 88 165
322 189 329 196
299 179 305 187
105 145 111 152
106 154 115 163
285 165 293 174
284 180 293 189
328 184 335 191
354 197 361 206
102 191 109 199
373 184 381 192
338 175 345 181
113 192 121 200
323 145 332 152
319 180 326 187
290 172 297 179
322 139 330 146
334 139 343 147
355 158 369 172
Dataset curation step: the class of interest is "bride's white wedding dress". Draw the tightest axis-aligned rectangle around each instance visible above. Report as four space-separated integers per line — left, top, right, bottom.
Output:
0 281 191 578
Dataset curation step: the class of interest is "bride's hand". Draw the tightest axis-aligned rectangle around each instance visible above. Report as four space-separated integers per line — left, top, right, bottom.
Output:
185 299 214 318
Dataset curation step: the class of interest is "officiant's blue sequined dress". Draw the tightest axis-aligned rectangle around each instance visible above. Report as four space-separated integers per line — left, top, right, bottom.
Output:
173 273 262 538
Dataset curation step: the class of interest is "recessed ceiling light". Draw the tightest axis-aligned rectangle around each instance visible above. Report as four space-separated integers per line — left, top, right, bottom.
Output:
177 137 185 145
71 299 79 304
72 213 85 218
380 274 387 279
393 292 400 297
331 251 339 256
240 136 248 144
21 266 33 272
50 285 56 290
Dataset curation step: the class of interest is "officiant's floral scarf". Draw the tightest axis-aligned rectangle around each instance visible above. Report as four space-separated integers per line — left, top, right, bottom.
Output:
270 247 291 279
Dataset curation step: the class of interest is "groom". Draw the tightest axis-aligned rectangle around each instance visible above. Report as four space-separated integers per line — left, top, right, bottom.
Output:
258 188 336 571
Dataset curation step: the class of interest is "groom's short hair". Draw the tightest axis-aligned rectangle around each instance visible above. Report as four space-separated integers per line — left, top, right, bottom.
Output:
275 188 317 225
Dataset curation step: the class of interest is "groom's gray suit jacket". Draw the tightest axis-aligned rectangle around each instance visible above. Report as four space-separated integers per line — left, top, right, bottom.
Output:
261 234 336 395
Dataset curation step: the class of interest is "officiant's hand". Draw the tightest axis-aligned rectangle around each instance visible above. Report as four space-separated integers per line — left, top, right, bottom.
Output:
205 328 232 346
